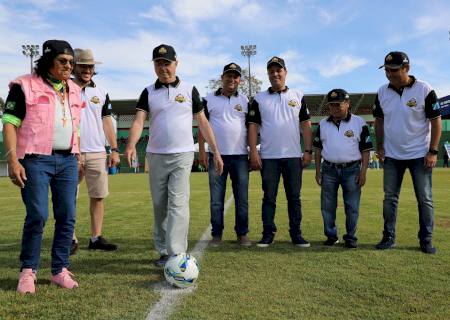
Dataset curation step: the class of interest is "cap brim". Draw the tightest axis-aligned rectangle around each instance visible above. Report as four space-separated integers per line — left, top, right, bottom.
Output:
223 69 241 76
152 57 176 62
75 61 102 65
267 62 285 69
379 64 402 69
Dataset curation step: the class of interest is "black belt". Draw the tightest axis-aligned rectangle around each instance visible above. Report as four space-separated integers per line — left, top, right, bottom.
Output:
52 149 72 155
323 160 360 168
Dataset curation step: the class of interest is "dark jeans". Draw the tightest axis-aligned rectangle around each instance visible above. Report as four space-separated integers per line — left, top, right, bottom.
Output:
261 158 303 237
382 157 434 242
209 154 249 237
320 161 361 241
19 153 78 275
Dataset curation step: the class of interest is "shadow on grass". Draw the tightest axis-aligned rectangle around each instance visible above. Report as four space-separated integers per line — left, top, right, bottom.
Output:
203 239 424 254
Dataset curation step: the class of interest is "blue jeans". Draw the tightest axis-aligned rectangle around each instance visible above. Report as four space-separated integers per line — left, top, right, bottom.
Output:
382 157 434 242
321 161 361 241
209 154 249 237
261 158 303 237
19 153 78 275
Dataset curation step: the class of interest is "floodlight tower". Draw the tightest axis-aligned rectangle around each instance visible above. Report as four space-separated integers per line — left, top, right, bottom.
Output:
22 44 40 73
241 44 257 98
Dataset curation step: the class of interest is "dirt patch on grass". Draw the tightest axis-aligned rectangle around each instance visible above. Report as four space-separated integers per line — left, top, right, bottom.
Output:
436 217 450 229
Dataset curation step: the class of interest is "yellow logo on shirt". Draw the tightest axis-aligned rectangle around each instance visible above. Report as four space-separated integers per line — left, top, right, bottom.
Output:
234 104 243 112
90 96 100 104
406 98 417 108
344 130 354 137
288 100 299 107
175 94 186 103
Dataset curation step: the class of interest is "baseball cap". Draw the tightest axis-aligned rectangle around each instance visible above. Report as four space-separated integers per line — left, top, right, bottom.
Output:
222 62 242 76
152 44 177 62
379 51 409 69
267 56 286 69
326 89 350 104
42 40 74 60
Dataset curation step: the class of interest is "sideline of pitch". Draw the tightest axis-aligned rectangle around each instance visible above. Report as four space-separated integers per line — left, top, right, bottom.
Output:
145 195 234 320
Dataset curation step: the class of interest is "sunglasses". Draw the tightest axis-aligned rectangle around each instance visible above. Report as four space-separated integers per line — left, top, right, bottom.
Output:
56 58 74 66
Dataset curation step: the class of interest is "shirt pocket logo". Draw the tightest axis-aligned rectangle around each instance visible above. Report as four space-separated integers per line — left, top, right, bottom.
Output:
344 130 354 138
288 99 299 107
175 94 186 103
90 96 100 104
234 104 243 112
406 98 417 108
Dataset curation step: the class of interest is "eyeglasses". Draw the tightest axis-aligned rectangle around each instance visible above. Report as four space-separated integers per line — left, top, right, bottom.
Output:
56 58 74 66
78 64 95 69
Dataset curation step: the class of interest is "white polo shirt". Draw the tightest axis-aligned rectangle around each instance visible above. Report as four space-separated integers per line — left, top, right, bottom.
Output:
203 89 248 155
313 113 373 163
247 87 311 159
79 81 112 153
373 76 441 160
136 77 203 154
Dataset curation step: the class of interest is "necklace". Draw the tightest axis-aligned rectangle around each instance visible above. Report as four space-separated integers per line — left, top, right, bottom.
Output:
47 75 68 127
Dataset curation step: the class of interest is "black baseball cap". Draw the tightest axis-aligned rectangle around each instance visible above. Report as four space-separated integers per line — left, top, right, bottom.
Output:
152 44 177 62
379 51 409 69
326 89 350 104
42 40 74 60
222 62 242 76
267 56 286 69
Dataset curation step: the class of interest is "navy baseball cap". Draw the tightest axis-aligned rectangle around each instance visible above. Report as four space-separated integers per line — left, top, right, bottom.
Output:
152 44 177 62
379 51 409 69
42 40 74 59
267 56 286 69
222 62 242 76
326 89 350 104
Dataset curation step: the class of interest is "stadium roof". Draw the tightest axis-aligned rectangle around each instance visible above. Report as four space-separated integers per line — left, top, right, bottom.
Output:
111 92 377 117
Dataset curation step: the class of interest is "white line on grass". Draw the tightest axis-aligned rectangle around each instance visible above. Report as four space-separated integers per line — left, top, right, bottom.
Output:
146 195 234 320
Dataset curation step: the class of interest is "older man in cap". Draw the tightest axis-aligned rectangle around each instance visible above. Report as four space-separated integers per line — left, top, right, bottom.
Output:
248 56 313 248
125 44 223 267
198 62 251 247
373 51 442 254
71 48 119 253
313 89 372 248
3 40 82 293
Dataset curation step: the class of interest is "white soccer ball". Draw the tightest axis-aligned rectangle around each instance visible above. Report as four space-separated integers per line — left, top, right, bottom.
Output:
164 253 199 288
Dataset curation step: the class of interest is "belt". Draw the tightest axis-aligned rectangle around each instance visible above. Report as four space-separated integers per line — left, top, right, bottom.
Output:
323 160 360 168
52 149 72 155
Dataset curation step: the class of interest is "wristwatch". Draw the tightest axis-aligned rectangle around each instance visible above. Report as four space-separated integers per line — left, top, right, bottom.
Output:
110 148 119 153
304 149 313 155
428 148 438 155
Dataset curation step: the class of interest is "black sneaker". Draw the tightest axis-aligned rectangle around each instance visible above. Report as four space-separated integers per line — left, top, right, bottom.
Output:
324 237 339 246
88 236 118 251
420 241 436 254
70 239 78 256
256 233 275 248
344 240 357 249
292 235 310 248
375 236 395 250
154 255 169 267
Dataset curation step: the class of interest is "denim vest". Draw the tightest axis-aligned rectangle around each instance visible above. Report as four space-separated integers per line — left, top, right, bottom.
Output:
10 74 84 159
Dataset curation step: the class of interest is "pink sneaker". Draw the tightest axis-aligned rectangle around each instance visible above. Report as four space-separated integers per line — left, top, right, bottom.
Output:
17 268 36 294
51 268 79 289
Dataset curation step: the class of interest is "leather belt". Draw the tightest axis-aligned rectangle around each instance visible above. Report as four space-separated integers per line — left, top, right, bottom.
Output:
323 160 360 168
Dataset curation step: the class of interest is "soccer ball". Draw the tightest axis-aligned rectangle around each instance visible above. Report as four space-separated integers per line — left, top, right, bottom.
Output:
164 253 199 288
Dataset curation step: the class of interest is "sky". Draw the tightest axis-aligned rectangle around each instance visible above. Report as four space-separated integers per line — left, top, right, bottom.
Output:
1 0 450 101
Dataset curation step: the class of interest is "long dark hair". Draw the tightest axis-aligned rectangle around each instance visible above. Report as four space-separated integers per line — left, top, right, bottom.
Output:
34 55 54 78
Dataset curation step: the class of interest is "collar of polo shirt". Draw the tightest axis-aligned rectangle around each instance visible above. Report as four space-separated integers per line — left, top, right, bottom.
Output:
155 76 180 89
388 75 416 94
327 112 351 123
214 88 239 97
268 86 289 94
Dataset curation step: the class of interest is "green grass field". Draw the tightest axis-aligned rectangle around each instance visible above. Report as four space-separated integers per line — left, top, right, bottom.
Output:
0 169 449 320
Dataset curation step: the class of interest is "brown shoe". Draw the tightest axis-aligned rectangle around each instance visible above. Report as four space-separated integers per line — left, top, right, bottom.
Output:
210 236 222 248
238 235 252 247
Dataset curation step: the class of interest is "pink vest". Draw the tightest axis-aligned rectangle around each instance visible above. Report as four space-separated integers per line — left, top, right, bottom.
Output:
10 74 84 159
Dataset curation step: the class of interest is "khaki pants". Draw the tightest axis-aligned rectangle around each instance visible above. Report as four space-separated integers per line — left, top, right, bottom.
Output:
147 152 194 256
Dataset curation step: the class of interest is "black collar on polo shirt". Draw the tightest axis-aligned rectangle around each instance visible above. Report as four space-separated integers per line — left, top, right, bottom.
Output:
268 86 289 94
388 75 416 95
327 112 352 124
214 88 239 97
155 76 180 89
86 79 96 88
